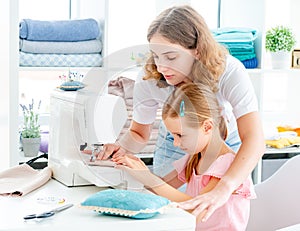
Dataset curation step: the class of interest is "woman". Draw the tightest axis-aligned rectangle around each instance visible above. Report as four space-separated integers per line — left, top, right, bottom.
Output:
97 5 265 221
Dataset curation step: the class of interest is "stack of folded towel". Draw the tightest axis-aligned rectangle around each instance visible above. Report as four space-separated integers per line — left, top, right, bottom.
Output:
212 27 258 69
19 18 103 67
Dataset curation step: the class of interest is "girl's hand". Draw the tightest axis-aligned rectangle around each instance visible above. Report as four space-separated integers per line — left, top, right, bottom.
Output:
112 153 148 170
178 184 232 222
114 154 165 188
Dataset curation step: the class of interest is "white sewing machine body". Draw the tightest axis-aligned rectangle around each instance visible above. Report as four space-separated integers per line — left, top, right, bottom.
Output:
48 89 143 190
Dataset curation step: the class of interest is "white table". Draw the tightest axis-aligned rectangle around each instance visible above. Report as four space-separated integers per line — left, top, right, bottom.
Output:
0 179 195 231
277 224 300 231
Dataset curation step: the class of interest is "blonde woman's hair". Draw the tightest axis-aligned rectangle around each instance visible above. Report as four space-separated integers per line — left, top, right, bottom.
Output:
162 82 227 182
144 5 228 89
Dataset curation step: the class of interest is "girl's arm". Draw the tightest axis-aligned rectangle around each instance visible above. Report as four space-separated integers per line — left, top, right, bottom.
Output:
162 170 184 189
113 154 191 202
179 112 265 221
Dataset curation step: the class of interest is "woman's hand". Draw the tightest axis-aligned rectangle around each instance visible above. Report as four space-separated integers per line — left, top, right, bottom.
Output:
96 143 126 160
82 143 128 160
178 182 232 222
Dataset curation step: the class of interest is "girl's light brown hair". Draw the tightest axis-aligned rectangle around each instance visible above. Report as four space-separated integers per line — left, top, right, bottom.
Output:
144 5 228 89
162 82 227 182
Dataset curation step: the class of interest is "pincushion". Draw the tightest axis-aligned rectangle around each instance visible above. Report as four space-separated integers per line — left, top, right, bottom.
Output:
58 80 85 91
80 189 171 219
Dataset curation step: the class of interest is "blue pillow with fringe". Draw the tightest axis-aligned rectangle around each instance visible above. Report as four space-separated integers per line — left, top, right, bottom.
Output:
80 189 171 219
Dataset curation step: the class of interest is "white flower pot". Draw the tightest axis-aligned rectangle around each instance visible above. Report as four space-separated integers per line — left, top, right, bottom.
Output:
22 137 41 157
270 51 291 69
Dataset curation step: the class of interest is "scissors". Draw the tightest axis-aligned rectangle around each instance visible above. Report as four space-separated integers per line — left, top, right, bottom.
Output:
23 203 73 220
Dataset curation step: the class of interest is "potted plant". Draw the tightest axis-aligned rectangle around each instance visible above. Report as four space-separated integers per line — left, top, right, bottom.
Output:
20 99 41 157
265 25 296 69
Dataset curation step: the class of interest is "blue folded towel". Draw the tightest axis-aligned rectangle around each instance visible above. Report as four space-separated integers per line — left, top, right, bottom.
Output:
242 57 258 69
19 52 103 67
221 42 254 49
19 39 102 54
221 43 254 54
19 18 100 42
233 53 256 62
228 47 255 55
212 27 258 42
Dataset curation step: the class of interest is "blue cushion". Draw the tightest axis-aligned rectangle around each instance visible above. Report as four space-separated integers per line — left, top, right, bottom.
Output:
80 189 170 219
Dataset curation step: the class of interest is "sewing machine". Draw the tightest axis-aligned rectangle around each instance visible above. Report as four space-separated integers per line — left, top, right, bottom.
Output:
48 88 143 190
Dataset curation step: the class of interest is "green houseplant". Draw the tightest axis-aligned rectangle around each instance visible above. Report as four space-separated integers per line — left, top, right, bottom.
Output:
265 25 296 68
20 99 41 157
265 25 296 52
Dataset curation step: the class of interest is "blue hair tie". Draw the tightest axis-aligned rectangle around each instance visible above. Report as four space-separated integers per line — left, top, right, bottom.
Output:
180 100 185 117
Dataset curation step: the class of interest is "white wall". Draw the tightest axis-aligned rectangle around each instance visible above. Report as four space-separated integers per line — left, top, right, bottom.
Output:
0 0 19 170
290 0 300 48
106 0 155 56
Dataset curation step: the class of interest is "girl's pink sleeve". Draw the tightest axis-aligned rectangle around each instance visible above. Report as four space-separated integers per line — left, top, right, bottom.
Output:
204 153 256 199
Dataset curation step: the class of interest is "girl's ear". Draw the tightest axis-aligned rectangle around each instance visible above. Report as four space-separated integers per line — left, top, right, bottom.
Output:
202 119 213 133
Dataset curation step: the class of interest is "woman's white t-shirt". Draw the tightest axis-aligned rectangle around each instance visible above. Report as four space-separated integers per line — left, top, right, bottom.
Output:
132 55 258 135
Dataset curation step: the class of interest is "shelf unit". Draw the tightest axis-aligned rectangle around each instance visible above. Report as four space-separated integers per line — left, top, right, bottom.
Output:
14 0 108 167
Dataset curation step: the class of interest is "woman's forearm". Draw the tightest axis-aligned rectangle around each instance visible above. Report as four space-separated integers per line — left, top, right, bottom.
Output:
220 139 264 191
117 131 148 153
219 112 265 192
117 121 152 153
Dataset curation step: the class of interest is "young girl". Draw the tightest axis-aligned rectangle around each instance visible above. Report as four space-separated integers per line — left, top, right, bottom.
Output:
113 83 256 231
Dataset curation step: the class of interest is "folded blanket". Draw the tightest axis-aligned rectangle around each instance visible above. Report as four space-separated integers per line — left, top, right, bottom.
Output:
19 52 103 67
220 41 254 47
108 76 135 100
233 53 256 62
0 164 52 196
212 27 257 35
212 27 257 42
241 57 258 69
230 49 255 56
19 39 102 54
19 18 100 42
223 45 255 54
265 136 300 149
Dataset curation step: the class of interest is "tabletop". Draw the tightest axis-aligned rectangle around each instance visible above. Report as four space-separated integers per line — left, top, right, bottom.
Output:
0 179 195 231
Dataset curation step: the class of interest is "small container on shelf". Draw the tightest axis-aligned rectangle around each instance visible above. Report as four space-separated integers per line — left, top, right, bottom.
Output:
57 70 86 91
